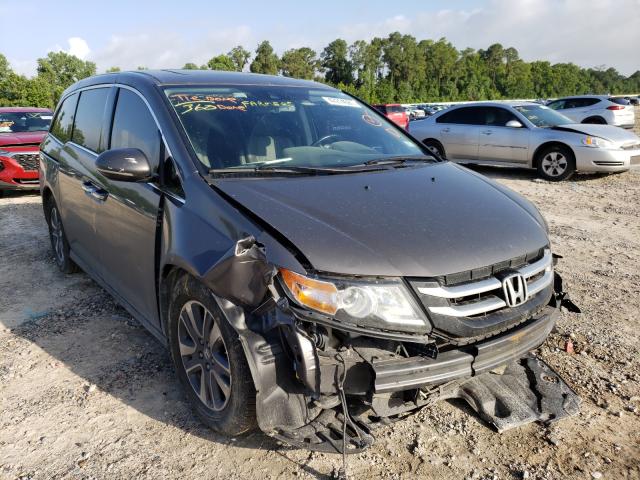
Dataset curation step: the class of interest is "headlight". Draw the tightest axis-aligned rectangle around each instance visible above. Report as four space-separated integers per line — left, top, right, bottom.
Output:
279 269 428 333
582 136 613 148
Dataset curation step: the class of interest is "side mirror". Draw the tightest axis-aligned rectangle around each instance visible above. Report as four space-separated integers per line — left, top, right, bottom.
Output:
506 120 523 128
96 148 153 182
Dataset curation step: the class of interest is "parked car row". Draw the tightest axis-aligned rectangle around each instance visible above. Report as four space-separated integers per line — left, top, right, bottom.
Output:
409 101 640 181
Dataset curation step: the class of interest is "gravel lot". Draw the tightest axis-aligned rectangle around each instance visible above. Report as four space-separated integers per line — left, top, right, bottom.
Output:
1 123 639 479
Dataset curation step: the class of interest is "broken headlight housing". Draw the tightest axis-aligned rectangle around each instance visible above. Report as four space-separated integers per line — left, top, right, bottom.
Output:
280 269 428 333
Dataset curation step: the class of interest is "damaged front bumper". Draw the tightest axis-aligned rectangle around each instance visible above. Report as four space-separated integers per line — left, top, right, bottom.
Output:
229 277 580 454
205 237 581 454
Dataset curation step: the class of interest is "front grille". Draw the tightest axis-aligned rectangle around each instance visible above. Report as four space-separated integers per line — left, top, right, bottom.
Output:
410 248 554 341
14 153 40 171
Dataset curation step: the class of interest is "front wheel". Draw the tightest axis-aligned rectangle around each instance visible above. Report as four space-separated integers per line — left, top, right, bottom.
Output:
536 145 576 181
423 139 446 159
168 274 257 436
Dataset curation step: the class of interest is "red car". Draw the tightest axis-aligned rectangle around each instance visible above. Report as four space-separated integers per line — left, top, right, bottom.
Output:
0 107 53 195
372 103 409 130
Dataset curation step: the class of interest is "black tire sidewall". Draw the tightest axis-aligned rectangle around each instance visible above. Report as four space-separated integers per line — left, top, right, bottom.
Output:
46 199 77 274
424 140 446 159
536 146 575 181
167 274 257 436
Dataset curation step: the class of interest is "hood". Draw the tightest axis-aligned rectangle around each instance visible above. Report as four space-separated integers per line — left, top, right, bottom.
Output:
553 124 639 145
213 162 549 278
0 131 47 148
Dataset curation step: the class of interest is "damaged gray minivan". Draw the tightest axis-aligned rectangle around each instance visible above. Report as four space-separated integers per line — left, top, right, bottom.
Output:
40 70 580 454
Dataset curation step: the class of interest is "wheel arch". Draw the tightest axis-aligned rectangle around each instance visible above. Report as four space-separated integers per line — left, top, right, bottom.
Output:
582 116 607 124
41 185 54 223
532 141 575 169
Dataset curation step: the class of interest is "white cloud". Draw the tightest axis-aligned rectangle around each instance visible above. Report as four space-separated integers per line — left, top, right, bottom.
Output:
336 0 640 75
90 25 254 72
67 37 91 60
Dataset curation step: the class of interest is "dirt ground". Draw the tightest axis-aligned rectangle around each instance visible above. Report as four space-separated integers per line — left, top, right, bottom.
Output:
1 126 640 480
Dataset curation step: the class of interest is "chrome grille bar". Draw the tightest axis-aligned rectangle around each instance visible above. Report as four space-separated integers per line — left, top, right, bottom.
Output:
419 249 553 317
429 296 506 317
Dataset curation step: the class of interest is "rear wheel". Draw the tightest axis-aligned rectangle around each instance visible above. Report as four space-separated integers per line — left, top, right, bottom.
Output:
168 274 257 435
423 139 446 159
536 145 576 181
46 199 78 273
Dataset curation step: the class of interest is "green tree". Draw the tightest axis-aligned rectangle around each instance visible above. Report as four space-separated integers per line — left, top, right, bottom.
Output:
280 47 318 79
207 54 236 71
228 46 251 72
250 41 279 75
36 51 96 105
106 66 121 73
321 39 353 85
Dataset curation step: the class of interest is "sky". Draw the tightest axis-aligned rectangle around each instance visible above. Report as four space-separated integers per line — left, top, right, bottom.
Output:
2 0 639 76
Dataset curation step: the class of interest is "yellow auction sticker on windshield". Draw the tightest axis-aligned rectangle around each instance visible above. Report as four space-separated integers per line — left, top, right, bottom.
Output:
169 93 294 115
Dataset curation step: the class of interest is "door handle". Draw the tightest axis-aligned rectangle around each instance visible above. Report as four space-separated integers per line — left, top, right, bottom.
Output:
481 130 493 135
441 127 450 133
82 181 109 202
81 182 96 195
90 189 109 202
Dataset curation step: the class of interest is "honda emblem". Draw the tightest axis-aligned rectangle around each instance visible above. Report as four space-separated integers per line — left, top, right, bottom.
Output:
502 273 528 307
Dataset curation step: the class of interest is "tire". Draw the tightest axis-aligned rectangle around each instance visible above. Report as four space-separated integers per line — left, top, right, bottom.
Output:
168 274 257 436
46 199 78 273
423 139 446 159
536 145 576 181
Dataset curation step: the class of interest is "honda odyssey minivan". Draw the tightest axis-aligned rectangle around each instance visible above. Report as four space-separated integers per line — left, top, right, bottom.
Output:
40 70 579 454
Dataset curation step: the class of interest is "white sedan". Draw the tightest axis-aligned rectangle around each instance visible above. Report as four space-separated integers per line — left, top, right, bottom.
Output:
409 102 640 181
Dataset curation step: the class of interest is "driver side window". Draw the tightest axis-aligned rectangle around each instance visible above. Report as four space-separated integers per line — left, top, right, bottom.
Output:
110 88 160 170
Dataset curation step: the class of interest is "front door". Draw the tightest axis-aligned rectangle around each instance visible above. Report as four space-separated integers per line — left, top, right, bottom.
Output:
93 87 163 326
477 107 529 164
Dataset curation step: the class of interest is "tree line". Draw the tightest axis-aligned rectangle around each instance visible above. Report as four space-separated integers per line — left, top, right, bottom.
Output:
2 33 639 109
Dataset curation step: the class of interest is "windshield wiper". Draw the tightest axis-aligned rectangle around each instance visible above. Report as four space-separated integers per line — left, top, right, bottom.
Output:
209 165 359 176
362 155 438 166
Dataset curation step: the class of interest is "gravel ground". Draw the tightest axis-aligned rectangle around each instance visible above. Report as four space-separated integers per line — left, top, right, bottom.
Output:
1 122 639 479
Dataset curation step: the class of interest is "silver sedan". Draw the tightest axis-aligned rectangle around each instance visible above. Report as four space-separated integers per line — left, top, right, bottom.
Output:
409 102 640 181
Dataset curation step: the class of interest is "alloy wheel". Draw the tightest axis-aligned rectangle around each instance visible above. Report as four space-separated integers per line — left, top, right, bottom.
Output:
541 152 568 177
49 206 65 266
178 300 232 411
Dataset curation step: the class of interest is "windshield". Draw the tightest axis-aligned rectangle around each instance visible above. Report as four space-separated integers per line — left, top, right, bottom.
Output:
513 105 573 128
0 111 52 133
165 86 423 171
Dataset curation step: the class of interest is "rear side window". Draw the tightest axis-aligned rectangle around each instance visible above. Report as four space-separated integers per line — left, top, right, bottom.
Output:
110 88 160 169
72 88 110 152
50 93 78 143
547 100 564 110
608 97 630 106
387 105 403 113
436 107 484 125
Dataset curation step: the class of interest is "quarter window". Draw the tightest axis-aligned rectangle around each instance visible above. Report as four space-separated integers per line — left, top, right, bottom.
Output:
110 89 160 169
50 93 78 143
72 88 110 152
